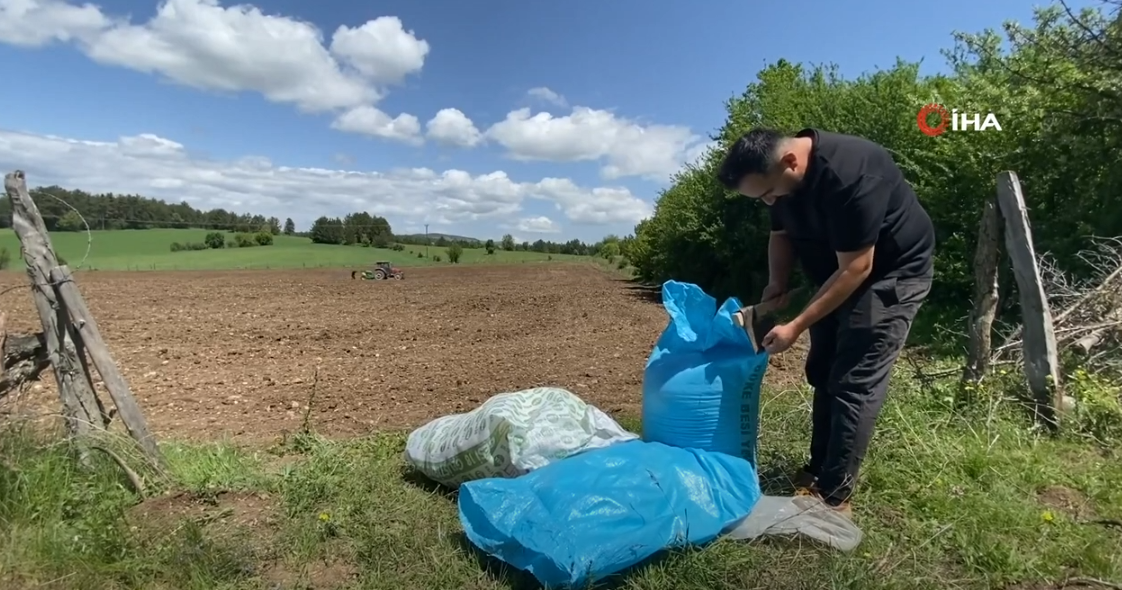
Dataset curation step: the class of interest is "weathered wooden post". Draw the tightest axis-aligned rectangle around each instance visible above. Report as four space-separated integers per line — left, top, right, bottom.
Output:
4 170 164 468
995 171 1062 430
961 195 1002 397
5 171 105 438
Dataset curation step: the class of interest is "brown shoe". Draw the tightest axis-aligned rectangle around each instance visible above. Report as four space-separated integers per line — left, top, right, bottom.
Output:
792 467 818 494
827 499 853 519
809 490 853 519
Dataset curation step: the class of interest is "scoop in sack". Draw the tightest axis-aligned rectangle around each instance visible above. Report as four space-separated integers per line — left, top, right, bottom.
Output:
731 288 803 353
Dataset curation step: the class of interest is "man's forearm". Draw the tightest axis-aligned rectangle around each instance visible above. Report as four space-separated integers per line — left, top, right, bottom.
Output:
768 232 794 287
791 268 867 332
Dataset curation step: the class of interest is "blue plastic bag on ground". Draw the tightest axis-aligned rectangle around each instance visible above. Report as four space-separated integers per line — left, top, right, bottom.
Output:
458 440 761 588
641 280 769 467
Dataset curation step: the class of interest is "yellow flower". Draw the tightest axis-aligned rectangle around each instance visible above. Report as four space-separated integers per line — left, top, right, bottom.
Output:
318 512 331 522
1041 511 1055 523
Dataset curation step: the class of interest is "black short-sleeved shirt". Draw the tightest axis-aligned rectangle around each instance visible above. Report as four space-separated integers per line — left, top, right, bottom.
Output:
769 129 935 287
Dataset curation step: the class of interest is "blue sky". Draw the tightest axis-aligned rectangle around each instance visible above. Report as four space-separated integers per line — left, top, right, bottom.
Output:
0 0 1088 242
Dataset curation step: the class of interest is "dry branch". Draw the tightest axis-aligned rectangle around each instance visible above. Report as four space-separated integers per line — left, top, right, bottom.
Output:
995 236 1122 372
0 331 49 398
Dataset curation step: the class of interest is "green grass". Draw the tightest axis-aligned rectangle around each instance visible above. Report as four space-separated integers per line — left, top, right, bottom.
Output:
0 229 588 271
2 372 1120 590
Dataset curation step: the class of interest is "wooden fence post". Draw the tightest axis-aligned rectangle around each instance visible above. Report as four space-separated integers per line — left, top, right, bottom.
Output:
962 195 1003 390
4 171 105 438
4 170 164 467
51 265 163 466
995 171 1062 430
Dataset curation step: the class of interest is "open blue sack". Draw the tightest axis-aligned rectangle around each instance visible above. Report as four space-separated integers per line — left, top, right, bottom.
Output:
458 440 761 588
641 280 769 467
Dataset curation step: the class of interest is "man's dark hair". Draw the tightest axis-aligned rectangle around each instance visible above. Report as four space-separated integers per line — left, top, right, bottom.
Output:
716 128 786 190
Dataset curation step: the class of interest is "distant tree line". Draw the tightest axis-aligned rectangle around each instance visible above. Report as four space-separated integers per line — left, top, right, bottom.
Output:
4 184 628 260
0 185 288 235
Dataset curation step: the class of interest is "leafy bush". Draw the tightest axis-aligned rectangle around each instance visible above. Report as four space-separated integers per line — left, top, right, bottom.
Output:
204 232 225 249
169 241 209 252
432 255 442 262
416 252 424 258
234 234 256 248
254 231 273 246
1066 367 1122 443
484 239 495 255
390 243 405 252
446 243 463 264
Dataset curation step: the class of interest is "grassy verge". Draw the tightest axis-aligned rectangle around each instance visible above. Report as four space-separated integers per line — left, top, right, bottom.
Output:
2 374 1120 590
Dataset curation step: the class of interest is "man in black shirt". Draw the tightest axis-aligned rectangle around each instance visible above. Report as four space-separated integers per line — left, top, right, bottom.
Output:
716 128 936 515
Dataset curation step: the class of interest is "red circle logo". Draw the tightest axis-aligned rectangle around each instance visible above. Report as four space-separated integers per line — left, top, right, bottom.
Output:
917 103 949 137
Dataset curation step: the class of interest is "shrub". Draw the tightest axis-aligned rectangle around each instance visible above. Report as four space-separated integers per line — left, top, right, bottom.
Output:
171 242 209 252
446 243 463 264
204 232 225 249
484 239 495 255
417 252 424 258
1067 367 1122 443
432 255 442 262
254 231 273 246
390 243 405 252
234 233 256 248
617 257 628 269
0 247 10 270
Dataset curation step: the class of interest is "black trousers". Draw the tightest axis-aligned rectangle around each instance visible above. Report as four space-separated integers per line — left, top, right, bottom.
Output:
803 275 932 504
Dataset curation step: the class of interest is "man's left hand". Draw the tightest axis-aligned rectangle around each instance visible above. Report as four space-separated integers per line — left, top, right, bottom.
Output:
762 322 802 354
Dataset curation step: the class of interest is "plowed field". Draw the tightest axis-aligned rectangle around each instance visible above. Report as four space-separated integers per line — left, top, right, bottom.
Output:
0 265 647 440
0 264 804 441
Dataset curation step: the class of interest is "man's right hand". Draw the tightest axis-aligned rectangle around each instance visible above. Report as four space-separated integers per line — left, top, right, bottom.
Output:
759 282 790 311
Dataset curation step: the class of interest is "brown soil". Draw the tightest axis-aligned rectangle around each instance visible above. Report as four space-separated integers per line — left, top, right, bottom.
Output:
128 490 278 536
1037 485 1096 520
0 264 806 442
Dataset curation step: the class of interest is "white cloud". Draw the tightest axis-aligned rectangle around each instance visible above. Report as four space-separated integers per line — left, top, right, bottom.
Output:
328 16 429 85
425 108 482 148
485 107 705 181
684 140 717 166
528 178 651 225
331 106 422 145
0 129 651 230
0 0 428 140
526 86 567 108
0 0 112 46
515 216 560 234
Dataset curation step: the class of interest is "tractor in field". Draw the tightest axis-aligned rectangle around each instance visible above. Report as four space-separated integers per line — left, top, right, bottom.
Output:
351 261 404 281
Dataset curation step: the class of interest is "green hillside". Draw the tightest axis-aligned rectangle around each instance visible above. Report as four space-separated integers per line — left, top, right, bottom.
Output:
0 229 586 271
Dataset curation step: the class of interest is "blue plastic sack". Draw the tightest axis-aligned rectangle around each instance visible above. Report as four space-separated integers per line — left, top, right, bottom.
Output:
641 280 769 467
458 440 761 588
